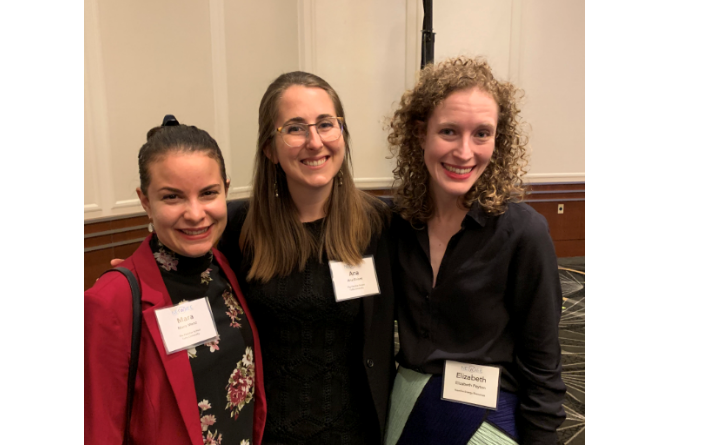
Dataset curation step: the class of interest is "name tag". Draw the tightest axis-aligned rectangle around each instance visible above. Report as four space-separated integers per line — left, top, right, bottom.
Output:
441 360 501 410
328 256 381 302
154 297 219 354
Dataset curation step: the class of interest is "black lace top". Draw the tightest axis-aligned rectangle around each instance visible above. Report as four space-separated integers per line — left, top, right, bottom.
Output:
237 220 379 445
150 235 256 445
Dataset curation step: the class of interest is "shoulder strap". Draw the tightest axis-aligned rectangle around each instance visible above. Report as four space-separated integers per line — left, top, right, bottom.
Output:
100 267 142 445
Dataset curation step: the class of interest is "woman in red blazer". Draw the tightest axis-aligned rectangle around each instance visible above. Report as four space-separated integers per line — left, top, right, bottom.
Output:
85 116 266 445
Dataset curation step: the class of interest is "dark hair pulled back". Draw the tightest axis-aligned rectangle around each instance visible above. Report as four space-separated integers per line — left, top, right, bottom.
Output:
138 116 227 194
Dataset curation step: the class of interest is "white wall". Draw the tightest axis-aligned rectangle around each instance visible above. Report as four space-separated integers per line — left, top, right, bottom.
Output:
431 0 585 183
223 0 301 197
85 0 584 221
301 0 408 188
519 0 585 182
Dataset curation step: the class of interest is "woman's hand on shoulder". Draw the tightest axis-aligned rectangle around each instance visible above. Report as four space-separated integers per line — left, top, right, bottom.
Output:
93 259 124 283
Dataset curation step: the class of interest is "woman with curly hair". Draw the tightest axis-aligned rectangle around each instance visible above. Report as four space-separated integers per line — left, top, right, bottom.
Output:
384 57 565 445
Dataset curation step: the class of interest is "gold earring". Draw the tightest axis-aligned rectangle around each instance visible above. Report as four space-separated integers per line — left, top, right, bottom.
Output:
274 179 279 198
337 170 344 186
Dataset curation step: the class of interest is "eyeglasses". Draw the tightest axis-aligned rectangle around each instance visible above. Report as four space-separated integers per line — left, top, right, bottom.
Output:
276 117 344 147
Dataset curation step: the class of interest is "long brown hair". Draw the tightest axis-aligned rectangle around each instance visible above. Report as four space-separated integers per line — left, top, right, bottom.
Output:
241 71 386 282
388 56 529 225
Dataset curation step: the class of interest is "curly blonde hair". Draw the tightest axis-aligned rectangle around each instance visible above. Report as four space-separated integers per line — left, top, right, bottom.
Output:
388 56 529 224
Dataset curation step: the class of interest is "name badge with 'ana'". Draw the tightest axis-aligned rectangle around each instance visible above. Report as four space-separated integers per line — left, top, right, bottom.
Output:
442 360 501 410
154 297 219 354
328 256 381 302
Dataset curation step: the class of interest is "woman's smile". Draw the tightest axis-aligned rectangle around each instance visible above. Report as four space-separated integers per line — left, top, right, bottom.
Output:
176 225 213 238
301 155 329 168
441 162 476 179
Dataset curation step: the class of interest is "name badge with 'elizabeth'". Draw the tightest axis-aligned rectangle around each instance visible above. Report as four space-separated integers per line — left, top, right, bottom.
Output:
328 255 381 302
442 360 501 410
154 297 219 354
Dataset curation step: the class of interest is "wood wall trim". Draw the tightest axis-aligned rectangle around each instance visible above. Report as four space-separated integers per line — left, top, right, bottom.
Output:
85 182 585 289
524 182 584 256
84 225 148 239
525 182 585 191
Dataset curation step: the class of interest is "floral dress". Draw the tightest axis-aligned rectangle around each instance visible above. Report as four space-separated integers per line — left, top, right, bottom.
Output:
151 236 255 445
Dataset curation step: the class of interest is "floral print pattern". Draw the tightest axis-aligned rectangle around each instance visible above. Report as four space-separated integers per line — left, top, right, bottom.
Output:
205 335 220 353
223 289 245 329
188 287 246 360
198 399 212 411
199 399 223 444
153 245 179 271
201 414 216 430
150 236 253 443
201 268 213 285
226 347 255 419
189 336 222 358
204 430 222 445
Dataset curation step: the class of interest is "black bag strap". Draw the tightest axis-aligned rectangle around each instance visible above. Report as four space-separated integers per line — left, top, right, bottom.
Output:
101 267 142 445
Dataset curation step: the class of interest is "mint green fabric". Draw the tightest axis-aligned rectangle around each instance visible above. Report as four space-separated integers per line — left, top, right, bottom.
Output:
384 366 431 445
467 421 519 445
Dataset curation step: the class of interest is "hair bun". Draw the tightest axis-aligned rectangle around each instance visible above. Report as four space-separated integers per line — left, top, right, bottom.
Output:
146 115 180 141
162 114 180 127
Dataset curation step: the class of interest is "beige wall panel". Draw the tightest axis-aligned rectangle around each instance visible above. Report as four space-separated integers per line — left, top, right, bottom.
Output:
84 62 99 211
433 0 514 79
311 0 406 187
519 0 585 181
428 0 584 182
86 0 113 218
84 0 584 221
96 0 216 207
224 0 300 194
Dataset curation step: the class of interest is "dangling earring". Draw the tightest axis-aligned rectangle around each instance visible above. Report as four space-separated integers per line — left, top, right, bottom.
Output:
273 178 279 198
148 220 154 233
337 170 344 186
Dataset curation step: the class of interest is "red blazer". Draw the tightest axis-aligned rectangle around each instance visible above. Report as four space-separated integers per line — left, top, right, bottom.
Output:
85 236 266 445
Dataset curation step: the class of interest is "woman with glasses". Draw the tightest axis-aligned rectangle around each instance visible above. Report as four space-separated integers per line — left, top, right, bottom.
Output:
219 72 396 444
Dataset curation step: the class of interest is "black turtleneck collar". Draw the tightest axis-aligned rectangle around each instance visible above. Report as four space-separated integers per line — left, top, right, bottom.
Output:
149 234 214 277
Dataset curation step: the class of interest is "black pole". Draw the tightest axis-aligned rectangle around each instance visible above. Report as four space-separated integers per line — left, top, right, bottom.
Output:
421 0 435 69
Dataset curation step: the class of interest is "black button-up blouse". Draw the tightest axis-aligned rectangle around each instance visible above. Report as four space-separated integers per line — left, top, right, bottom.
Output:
390 201 566 443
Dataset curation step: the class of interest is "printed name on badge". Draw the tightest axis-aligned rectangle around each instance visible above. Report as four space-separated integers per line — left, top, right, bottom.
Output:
155 297 219 354
441 360 501 410
328 256 381 302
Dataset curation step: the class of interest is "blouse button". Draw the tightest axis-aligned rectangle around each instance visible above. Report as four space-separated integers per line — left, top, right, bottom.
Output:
366 359 374 368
